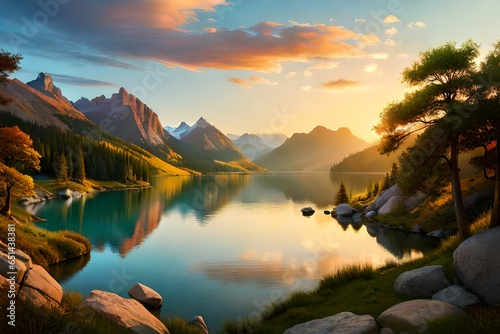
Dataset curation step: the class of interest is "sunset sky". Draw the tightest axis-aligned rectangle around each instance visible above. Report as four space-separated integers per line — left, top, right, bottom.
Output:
1 0 500 142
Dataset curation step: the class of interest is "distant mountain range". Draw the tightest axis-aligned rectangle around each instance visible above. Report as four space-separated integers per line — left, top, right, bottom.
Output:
1 72 378 176
254 126 370 171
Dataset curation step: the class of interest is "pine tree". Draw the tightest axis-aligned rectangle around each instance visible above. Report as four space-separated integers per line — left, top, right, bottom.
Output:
381 173 391 191
335 182 349 205
73 149 86 183
389 162 398 186
66 150 73 180
53 153 68 181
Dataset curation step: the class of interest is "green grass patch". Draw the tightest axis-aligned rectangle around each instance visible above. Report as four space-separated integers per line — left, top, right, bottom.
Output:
162 317 205 334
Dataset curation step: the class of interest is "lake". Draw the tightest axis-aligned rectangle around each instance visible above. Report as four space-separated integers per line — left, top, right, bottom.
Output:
29 172 439 331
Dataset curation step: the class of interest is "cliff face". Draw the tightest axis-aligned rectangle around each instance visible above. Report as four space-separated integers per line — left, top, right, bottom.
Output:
74 87 167 147
27 72 72 108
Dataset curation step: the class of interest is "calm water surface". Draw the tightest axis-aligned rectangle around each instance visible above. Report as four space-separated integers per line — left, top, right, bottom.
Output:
30 173 438 331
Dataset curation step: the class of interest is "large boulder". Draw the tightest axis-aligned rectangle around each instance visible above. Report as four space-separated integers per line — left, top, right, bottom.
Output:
57 187 72 199
432 285 480 308
83 290 170 334
367 185 402 212
404 191 427 211
21 264 63 304
377 195 405 216
454 226 500 306
283 312 379 334
377 299 465 334
335 204 356 217
0 250 28 284
394 265 450 298
128 283 163 308
18 286 60 309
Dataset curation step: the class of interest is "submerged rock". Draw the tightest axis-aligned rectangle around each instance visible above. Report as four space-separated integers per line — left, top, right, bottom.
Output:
335 203 356 217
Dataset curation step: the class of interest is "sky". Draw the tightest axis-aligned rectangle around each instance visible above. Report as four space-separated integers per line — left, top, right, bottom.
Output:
1 0 500 142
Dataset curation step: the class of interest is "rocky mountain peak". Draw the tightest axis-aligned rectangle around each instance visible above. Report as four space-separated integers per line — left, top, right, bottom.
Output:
26 72 70 106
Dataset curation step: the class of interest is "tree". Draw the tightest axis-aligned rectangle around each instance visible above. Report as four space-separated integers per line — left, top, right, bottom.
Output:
0 50 22 105
0 126 41 215
73 148 86 183
381 173 391 191
53 153 68 181
375 40 480 239
389 162 399 185
335 182 349 205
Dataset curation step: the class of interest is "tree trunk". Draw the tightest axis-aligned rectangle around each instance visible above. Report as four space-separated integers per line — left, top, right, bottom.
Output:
450 135 470 239
1 183 12 216
490 136 500 228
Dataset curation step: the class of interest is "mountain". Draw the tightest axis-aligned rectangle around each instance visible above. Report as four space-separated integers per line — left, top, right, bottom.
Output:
74 87 168 148
232 133 274 161
0 76 91 131
166 117 265 172
254 126 370 171
27 72 72 108
164 121 193 140
0 75 189 179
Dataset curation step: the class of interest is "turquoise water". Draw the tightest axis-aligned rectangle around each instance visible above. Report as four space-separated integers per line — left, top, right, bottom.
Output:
30 173 438 331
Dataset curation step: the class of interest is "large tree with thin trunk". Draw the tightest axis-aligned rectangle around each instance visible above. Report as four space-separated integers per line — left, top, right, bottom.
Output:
0 126 41 215
0 49 22 105
375 40 480 239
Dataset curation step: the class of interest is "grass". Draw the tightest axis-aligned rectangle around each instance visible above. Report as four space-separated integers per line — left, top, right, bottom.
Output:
163 317 206 334
0 213 91 268
223 212 496 334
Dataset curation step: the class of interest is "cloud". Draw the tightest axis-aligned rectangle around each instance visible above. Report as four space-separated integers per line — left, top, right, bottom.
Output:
323 79 362 90
303 62 339 77
286 71 297 77
301 85 312 91
398 53 409 58
385 27 399 36
49 74 117 87
383 15 401 23
363 64 378 73
407 21 426 29
355 18 367 23
384 39 396 46
228 77 251 88
1 2 382 73
249 76 278 86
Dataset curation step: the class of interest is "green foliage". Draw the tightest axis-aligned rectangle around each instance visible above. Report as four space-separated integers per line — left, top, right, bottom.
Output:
317 263 374 292
334 181 349 205
0 49 22 105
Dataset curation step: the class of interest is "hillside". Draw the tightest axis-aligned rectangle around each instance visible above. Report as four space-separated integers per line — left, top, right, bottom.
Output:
254 126 370 171
0 77 189 180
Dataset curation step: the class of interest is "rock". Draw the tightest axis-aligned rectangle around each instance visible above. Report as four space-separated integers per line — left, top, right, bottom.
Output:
377 195 405 215
379 328 394 334
57 187 72 199
377 299 465 334
83 290 170 334
352 212 363 224
323 210 331 215
404 191 427 211
128 283 163 308
394 265 450 298
365 222 379 237
301 207 315 216
365 210 377 219
454 226 500 306
367 185 402 212
189 316 209 334
22 264 63 304
18 285 60 310
72 191 82 198
432 285 480 308
284 312 379 334
427 230 446 238
0 250 28 284
335 203 356 217
410 224 425 234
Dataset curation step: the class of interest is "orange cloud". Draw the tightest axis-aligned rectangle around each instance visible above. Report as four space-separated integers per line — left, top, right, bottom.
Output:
109 0 229 29
323 79 362 90
304 61 339 77
228 77 251 88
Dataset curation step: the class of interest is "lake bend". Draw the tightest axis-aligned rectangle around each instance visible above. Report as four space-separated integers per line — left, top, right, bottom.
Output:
29 172 439 331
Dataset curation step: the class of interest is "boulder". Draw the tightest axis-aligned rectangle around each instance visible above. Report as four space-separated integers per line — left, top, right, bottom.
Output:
377 195 405 215
432 285 480 308
17 285 60 310
454 226 500 306
57 187 72 199
22 264 63 304
404 191 427 211
394 265 450 298
0 250 29 284
367 185 402 212
410 224 425 234
323 210 331 215
365 210 377 219
284 312 379 334
189 316 209 334
128 283 163 308
427 230 447 238
83 290 170 334
352 212 363 224
335 204 356 217
377 299 465 334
